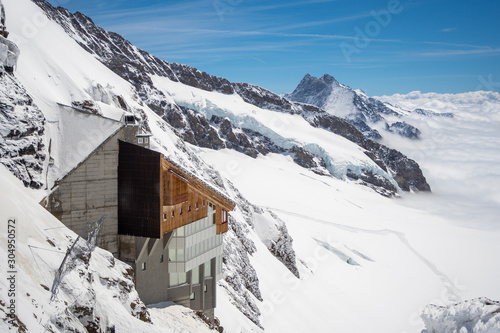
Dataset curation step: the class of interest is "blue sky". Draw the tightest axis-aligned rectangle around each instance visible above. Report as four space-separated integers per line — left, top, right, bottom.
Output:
47 0 500 96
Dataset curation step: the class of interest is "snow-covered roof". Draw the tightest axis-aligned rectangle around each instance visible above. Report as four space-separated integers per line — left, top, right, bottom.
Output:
161 153 235 210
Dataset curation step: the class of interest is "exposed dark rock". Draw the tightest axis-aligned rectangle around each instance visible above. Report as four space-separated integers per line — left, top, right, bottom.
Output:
386 121 421 140
32 0 234 98
266 211 300 278
0 74 46 189
116 95 128 111
232 82 295 112
241 128 286 155
169 62 234 94
162 103 186 129
349 115 382 139
299 104 430 192
223 215 263 328
71 100 101 115
218 118 251 150
195 311 225 331
347 168 397 197
178 107 225 149
289 145 328 176
362 139 431 192
413 108 454 118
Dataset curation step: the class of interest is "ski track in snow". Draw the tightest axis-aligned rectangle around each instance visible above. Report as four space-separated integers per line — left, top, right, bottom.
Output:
267 206 462 302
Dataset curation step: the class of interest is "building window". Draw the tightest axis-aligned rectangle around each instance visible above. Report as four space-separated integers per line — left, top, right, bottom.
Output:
204 260 211 277
204 284 208 292
222 210 228 224
195 202 199 210
169 247 176 262
171 210 175 218
192 266 199 285
141 262 146 271
144 137 149 144
188 205 191 212
180 207 183 215
170 273 178 286
163 213 167 221
190 292 195 300
177 248 184 261
138 138 144 144
202 200 205 207
179 272 187 285
160 255 164 263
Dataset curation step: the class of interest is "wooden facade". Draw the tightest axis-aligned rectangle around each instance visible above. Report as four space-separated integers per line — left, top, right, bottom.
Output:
160 158 235 235
118 140 235 239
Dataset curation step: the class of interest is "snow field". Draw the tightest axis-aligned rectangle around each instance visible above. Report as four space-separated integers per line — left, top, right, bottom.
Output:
202 148 500 332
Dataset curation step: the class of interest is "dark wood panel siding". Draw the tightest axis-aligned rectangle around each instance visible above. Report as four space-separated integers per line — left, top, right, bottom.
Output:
118 140 161 238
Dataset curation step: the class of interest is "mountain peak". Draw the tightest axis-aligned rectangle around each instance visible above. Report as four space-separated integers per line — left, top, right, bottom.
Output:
286 73 344 110
320 73 339 85
298 73 339 87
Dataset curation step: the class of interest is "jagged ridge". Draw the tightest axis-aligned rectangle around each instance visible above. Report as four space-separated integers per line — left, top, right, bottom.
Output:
31 0 430 193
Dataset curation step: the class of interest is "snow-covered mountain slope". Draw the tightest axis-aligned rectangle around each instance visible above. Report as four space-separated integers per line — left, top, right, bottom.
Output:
0 0 499 332
27 0 431 195
286 74 421 140
0 165 217 332
199 143 500 332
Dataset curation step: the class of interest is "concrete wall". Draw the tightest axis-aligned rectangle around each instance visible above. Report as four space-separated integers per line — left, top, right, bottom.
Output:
167 285 191 308
47 128 125 255
133 235 171 305
190 284 203 310
204 258 217 310
132 232 217 313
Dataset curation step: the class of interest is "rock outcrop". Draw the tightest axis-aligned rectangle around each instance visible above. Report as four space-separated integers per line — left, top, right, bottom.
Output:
0 73 46 189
